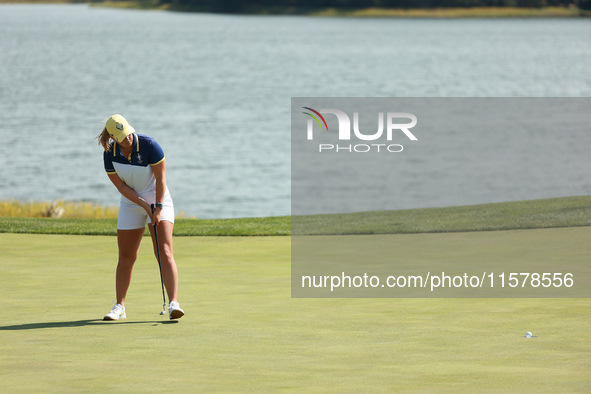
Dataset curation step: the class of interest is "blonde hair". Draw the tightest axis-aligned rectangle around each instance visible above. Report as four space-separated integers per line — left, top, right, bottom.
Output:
96 127 113 152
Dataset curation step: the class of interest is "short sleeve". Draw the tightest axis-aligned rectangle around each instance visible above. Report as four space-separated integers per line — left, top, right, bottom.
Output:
104 147 116 174
149 138 165 166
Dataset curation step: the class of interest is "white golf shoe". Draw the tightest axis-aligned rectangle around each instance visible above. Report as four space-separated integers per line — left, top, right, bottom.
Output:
104 303 126 321
168 301 184 320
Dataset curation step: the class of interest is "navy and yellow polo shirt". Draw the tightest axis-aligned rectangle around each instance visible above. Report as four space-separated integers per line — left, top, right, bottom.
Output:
104 134 168 203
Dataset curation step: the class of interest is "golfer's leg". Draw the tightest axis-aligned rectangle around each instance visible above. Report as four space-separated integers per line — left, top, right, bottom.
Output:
116 228 145 306
149 221 178 302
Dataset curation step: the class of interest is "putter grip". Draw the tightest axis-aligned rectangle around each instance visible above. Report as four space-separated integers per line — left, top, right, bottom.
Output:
150 204 158 229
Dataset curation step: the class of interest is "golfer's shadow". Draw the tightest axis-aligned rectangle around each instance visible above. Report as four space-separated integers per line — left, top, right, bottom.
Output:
0 319 178 330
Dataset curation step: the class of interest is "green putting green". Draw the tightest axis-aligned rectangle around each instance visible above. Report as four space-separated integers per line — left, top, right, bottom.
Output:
0 231 589 391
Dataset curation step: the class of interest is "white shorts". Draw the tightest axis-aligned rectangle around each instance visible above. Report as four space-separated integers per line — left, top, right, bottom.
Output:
117 197 175 230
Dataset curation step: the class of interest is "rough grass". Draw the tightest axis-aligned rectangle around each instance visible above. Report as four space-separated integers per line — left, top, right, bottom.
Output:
304 6 587 18
1 195 590 236
0 199 195 220
0 199 120 219
0 216 291 236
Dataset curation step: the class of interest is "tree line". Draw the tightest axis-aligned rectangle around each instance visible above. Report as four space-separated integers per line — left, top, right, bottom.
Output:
118 0 591 12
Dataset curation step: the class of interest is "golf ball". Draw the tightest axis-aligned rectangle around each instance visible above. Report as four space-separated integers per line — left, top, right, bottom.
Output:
525 331 533 338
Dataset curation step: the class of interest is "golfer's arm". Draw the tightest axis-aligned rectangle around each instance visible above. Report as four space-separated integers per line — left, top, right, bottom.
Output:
107 173 151 213
151 159 166 206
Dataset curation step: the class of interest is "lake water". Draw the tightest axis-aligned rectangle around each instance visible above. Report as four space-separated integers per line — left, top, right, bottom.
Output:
1 4 590 218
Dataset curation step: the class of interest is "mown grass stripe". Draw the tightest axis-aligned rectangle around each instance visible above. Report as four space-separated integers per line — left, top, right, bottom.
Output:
293 195 591 235
1 195 590 236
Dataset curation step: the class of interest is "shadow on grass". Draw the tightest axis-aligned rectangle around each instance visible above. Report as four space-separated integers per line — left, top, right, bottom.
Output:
0 319 179 330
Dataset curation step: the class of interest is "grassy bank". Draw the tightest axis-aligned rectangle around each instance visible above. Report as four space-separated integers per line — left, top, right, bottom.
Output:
0 216 291 236
103 2 586 18
294 195 591 235
109 1 585 18
0 199 196 220
1 195 590 236
1 1 588 17
0 199 120 219
92 2 591 17
240 5 587 18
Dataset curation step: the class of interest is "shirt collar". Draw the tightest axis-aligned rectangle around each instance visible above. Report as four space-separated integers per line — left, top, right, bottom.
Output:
113 134 139 158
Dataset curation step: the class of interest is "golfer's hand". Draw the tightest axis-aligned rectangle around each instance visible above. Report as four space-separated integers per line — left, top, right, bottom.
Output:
144 203 154 219
152 207 162 228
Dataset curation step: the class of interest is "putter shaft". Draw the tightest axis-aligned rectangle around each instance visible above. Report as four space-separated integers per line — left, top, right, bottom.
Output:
152 204 167 314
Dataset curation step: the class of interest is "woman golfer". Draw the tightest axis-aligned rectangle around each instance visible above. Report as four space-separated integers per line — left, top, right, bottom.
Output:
97 114 184 320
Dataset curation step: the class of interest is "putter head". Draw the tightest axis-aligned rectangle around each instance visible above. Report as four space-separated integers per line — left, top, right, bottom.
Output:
159 310 167 315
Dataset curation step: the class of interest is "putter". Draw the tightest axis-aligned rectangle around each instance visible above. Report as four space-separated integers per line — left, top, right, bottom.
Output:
152 204 167 316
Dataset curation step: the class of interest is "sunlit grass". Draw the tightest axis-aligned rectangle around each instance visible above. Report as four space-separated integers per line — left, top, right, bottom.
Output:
294 195 591 235
308 6 586 18
1 196 590 236
0 199 195 220
0 199 119 219
0 234 589 391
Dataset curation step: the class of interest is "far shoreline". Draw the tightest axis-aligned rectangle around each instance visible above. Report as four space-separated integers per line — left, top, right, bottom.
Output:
1 1 589 18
